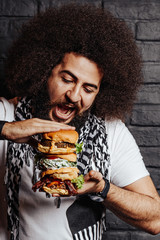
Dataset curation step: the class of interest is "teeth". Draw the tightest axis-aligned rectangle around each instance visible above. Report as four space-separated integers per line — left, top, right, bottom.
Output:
65 105 74 108
54 105 75 120
63 105 74 110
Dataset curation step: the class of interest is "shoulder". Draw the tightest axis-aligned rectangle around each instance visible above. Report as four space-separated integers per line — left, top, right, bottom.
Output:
104 117 149 187
104 117 141 166
105 118 124 130
104 117 138 154
104 118 129 142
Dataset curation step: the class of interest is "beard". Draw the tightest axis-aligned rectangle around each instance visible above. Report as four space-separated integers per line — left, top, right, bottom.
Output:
69 110 90 133
32 86 52 120
32 84 91 132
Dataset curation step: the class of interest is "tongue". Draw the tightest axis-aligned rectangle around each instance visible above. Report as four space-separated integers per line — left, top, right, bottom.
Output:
58 105 70 114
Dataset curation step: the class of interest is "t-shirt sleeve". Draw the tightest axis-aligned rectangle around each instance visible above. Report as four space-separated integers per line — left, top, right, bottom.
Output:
0 97 15 164
0 99 6 120
0 97 15 121
106 120 149 188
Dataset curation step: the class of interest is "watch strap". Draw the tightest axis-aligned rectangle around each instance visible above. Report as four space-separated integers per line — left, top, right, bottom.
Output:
97 177 110 199
89 177 110 202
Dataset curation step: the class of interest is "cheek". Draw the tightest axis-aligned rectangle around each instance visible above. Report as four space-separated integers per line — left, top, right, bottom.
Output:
48 88 56 101
48 83 64 101
82 94 97 109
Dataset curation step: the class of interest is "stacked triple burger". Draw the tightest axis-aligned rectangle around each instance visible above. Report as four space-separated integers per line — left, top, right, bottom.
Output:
32 130 84 196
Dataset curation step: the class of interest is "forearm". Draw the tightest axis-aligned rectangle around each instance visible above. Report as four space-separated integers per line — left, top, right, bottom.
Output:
104 183 160 234
1 119 75 143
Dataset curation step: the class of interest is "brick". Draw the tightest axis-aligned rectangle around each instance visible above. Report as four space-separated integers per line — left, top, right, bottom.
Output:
143 63 160 83
136 21 160 40
125 20 136 37
106 210 136 230
0 59 4 78
0 18 30 39
0 0 37 16
131 231 160 239
140 147 160 168
38 0 101 12
0 19 9 37
0 38 13 59
129 126 160 147
131 105 160 125
137 42 160 62
102 231 131 240
9 18 30 38
136 85 160 104
148 167 160 189
0 59 5 89
104 0 160 20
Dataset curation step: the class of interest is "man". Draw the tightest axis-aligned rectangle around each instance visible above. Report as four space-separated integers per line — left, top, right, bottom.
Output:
0 4 160 240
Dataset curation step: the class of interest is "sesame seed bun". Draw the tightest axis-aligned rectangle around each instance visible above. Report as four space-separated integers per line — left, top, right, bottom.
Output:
38 130 78 155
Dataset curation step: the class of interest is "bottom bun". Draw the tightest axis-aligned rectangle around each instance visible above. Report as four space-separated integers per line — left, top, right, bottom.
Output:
43 186 69 195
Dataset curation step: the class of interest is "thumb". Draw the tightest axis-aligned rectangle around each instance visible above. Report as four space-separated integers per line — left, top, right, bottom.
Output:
85 170 103 182
27 137 40 148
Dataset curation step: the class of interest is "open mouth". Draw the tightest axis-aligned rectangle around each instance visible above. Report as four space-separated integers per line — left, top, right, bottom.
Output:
53 104 76 121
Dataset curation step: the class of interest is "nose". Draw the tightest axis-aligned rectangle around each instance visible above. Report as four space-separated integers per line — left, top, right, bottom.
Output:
66 85 81 103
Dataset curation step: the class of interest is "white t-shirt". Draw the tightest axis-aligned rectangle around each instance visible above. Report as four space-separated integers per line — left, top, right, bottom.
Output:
0 98 149 240
0 98 15 240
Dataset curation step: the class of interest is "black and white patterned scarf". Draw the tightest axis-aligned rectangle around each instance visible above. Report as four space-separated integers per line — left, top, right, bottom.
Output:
5 97 110 240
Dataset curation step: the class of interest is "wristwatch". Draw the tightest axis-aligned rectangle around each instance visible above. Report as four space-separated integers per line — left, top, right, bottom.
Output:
96 178 110 199
89 178 110 202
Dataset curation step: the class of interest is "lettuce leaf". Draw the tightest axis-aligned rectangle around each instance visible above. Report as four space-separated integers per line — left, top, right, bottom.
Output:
75 142 83 153
71 174 84 189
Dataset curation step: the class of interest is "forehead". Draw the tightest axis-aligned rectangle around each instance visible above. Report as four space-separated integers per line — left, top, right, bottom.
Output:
59 52 102 84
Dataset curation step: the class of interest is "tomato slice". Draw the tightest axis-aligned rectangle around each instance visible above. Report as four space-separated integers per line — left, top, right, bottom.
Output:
44 155 58 160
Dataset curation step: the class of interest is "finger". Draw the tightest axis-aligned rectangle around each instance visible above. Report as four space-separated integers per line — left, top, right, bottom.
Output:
9 119 75 139
52 193 60 197
34 118 75 128
2 118 76 142
28 118 75 135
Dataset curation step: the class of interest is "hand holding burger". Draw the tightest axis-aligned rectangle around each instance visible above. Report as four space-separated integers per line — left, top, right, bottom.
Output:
32 129 84 196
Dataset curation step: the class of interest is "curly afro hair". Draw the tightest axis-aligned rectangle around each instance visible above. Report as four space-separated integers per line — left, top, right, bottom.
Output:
5 4 142 120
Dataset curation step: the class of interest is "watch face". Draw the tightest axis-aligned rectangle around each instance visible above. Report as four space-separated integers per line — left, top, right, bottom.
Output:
89 194 104 202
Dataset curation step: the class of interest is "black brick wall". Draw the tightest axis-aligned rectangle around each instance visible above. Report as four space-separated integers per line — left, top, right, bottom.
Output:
0 1 160 239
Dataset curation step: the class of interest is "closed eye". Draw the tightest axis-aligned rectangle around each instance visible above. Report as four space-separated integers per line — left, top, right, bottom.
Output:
83 86 94 93
62 77 73 83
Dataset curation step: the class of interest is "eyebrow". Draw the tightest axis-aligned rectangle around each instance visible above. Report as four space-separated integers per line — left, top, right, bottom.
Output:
60 70 98 90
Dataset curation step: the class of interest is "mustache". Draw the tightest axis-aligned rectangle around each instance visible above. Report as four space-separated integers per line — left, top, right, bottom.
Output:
32 87 82 119
49 99 81 113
